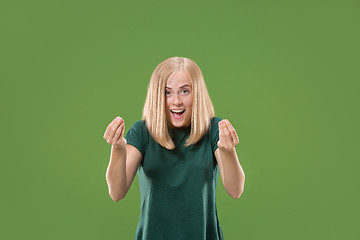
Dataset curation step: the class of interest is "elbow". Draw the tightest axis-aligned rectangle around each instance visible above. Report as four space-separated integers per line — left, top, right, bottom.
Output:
226 174 245 199
110 192 126 202
230 189 243 199
228 190 243 199
228 183 245 199
231 175 245 199
112 196 123 202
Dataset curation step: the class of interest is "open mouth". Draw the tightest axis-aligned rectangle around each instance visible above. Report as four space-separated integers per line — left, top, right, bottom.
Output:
170 109 185 119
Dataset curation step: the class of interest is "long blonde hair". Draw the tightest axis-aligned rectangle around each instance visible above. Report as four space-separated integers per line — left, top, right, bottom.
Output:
142 57 215 150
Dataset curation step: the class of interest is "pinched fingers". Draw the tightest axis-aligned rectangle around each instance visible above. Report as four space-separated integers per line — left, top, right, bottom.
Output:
224 120 239 145
111 120 125 143
219 120 233 143
103 116 123 142
218 120 235 151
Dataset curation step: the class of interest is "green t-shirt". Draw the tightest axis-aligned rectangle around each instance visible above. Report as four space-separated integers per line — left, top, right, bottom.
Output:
125 116 224 240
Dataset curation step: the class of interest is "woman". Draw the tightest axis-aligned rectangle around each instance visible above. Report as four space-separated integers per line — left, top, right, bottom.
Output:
103 56 245 240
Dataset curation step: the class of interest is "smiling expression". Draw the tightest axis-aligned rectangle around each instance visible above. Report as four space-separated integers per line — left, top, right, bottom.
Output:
165 70 193 128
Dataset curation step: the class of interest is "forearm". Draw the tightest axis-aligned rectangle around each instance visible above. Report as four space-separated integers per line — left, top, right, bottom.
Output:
106 145 127 201
219 147 245 198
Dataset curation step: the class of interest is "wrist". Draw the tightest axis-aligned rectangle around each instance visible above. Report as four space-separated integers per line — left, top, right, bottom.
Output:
218 146 236 155
112 144 126 152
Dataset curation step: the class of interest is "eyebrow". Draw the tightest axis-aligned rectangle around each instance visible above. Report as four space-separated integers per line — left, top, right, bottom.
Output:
165 84 191 89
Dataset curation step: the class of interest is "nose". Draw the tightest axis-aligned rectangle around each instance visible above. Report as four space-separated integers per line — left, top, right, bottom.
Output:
173 94 183 106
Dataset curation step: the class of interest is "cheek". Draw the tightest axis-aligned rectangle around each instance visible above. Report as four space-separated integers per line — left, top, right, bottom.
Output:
184 96 193 108
165 100 170 109
186 101 193 109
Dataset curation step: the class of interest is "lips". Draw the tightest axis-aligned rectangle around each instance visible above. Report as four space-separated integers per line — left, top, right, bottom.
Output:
170 109 185 119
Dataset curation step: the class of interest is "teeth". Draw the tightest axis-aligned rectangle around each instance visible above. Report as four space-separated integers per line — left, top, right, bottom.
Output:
171 110 184 113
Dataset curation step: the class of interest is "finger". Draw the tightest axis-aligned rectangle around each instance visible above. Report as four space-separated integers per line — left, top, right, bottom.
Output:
119 120 125 138
222 121 233 143
218 121 226 140
104 117 119 138
105 117 123 139
219 120 231 143
111 117 123 134
109 116 122 130
225 120 239 145
111 121 124 142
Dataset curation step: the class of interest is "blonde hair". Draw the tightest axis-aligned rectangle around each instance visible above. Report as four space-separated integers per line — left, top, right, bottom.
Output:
142 56 215 150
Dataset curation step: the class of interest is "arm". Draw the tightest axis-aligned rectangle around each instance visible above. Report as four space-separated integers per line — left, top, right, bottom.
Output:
103 116 143 201
215 119 245 199
105 144 142 201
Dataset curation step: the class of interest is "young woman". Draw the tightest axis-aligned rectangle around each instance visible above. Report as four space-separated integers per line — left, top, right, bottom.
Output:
103 57 245 240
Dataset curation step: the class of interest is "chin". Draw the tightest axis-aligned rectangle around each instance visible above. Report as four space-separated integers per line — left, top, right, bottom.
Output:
168 118 190 128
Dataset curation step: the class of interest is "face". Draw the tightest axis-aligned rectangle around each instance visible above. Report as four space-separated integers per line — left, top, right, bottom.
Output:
165 70 193 128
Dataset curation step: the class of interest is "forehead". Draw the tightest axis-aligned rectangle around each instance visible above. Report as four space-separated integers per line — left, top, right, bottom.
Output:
166 70 192 88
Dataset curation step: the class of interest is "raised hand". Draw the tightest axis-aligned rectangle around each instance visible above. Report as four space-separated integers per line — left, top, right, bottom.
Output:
217 119 239 152
103 116 127 150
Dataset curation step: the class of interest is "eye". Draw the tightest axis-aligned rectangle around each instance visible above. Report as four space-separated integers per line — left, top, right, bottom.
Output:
165 91 171 95
181 89 189 94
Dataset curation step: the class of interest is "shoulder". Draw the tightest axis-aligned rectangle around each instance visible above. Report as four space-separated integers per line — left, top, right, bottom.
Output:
211 116 223 126
209 116 223 132
126 120 148 137
131 119 146 129
208 116 223 138
208 117 223 152
125 120 149 155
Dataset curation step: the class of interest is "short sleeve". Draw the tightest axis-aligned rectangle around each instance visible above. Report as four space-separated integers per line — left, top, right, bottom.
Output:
125 120 148 156
210 117 223 153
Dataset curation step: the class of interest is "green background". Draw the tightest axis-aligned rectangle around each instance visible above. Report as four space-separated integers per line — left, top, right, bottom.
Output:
1 0 359 239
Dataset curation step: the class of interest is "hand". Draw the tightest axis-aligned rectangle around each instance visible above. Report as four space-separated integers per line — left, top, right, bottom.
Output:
103 116 127 150
217 119 239 152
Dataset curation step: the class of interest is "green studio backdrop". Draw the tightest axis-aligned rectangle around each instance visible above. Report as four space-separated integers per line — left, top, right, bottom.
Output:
0 0 359 239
